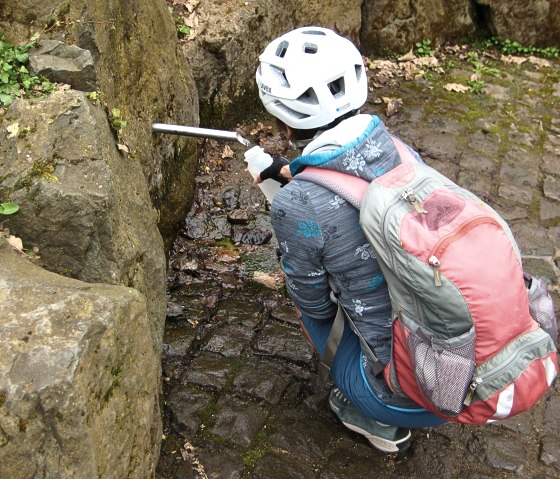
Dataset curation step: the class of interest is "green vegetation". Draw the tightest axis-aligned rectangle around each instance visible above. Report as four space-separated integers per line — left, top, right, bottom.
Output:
109 108 127 140
168 7 191 38
12 158 58 192
176 19 191 37
0 203 19 215
241 430 270 468
0 33 54 108
483 37 559 58
414 39 435 57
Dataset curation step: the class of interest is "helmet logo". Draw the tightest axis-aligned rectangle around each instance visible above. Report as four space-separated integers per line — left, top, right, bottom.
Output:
336 102 350 112
258 80 272 94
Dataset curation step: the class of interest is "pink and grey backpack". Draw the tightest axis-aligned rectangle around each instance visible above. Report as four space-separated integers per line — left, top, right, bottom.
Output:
296 137 558 424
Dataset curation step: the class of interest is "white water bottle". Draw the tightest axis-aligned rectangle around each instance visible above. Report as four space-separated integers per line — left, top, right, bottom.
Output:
244 146 282 203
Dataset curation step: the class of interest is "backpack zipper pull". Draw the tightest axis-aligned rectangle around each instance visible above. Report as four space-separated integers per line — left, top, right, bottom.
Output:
428 255 442 287
463 377 482 406
401 188 427 214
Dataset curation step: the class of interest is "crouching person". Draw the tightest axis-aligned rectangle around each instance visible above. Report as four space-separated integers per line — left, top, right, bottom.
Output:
253 26 446 453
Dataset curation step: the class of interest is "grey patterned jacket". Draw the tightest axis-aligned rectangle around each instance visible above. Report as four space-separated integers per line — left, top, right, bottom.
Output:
270 114 423 369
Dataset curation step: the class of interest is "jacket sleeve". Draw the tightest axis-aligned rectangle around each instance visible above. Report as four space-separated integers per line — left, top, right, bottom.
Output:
270 182 336 321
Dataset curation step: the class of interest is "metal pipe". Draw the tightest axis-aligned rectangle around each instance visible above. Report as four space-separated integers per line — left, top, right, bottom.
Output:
152 123 251 147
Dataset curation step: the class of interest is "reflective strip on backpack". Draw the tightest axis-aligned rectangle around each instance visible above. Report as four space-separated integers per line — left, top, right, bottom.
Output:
491 383 515 420
544 355 557 386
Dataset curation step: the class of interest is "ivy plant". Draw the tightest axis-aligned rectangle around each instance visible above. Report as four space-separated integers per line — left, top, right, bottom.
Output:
0 33 54 108
0 203 19 215
483 37 559 58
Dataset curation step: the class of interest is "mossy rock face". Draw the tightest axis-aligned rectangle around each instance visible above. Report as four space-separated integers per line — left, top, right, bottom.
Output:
361 0 560 56
1 0 200 248
0 239 160 479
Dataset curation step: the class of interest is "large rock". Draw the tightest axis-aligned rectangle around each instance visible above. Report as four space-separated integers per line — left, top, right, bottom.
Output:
474 0 560 48
28 40 97 92
0 90 166 348
361 0 476 55
360 0 560 55
0 0 200 247
0 239 161 478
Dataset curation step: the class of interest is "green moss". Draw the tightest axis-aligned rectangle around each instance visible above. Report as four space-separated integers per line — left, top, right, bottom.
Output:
241 430 270 469
242 445 268 468
57 4 71 20
197 399 220 428
0 391 6 408
12 158 58 192
103 378 120 403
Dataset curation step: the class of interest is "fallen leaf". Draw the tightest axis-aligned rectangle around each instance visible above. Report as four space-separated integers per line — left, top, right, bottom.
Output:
501 55 527 65
117 143 130 153
444 83 469 93
382 97 403 116
6 123 19 139
398 49 416 62
528 56 551 69
253 271 284 289
7 235 23 251
222 145 234 158
470 73 480 82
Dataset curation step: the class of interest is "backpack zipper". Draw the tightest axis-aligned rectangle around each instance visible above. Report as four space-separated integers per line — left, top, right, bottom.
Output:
429 215 501 260
426 215 501 287
381 177 435 269
463 330 551 406
401 188 428 214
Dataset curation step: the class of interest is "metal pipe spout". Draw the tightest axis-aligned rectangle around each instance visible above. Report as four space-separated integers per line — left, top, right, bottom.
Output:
152 123 251 147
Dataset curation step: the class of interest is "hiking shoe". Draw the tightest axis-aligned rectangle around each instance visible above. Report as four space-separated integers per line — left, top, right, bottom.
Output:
328 387 411 454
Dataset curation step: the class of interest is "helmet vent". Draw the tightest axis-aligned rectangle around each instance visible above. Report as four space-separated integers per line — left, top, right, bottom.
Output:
269 65 290 87
328 77 345 98
273 101 308 120
297 88 319 105
355 64 363 82
275 40 289 58
303 43 318 54
302 29 327 36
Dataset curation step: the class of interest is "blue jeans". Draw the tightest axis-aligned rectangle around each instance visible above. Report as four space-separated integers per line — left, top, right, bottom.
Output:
300 314 446 429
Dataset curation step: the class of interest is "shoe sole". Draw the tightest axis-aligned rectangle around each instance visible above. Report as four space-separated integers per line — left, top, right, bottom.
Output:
339 419 411 454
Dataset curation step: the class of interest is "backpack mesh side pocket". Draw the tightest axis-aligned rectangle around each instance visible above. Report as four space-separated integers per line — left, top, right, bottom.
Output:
527 274 558 342
407 329 475 416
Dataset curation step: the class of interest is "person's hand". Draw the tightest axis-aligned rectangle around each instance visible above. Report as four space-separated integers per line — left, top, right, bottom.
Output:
254 154 291 186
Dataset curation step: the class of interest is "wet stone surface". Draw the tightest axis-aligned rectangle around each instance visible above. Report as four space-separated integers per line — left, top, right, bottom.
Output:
157 48 559 478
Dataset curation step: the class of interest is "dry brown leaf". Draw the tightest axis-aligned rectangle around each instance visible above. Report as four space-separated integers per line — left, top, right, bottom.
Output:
398 49 416 62
528 56 551 69
501 55 528 65
253 271 284 289
444 83 469 93
6 122 19 139
413 57 439 68
222 145 234 158
7 235 23 251
382 97 403 116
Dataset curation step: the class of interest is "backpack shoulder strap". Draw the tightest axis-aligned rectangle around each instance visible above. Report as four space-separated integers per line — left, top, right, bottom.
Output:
295 167 368 208
294 136 419 208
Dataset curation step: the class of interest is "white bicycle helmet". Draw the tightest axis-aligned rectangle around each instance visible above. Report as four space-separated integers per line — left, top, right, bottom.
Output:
256 26 367 130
